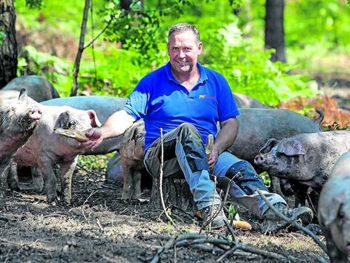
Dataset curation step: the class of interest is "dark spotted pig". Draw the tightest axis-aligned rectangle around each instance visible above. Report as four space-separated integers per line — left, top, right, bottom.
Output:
231 108 323 166
254 131 350 208
13 105 100 204
0 90 42 207
319 151 350 263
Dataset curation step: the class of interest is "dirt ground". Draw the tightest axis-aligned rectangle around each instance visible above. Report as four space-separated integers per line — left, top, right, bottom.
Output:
0 162 329 263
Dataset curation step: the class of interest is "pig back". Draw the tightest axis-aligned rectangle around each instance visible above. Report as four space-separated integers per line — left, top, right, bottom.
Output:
3 75 60 102
229 108 322 164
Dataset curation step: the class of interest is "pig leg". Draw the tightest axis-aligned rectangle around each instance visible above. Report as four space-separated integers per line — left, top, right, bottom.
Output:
31 167 44 192
38 157 58 203
131 170 142 200
8 162 19 191
0 159 11 209
270 176 285 197
122 165 132 200
291 182 307 207
59 158 78 205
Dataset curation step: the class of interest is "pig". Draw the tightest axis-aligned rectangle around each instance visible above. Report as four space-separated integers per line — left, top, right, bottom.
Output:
231 108 323 166
3 75 60 102
13 104 101 204
41 96 127 154
233 93 270 109
318 151 350 263
118 120 145 200
254 131 350 208
0 90 42 207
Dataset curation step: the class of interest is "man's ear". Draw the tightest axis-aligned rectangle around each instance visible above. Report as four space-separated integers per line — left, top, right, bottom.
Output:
198 42 203 55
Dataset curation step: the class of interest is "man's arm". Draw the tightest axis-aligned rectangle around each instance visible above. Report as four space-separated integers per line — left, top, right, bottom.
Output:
208 117 239 168
82 110 136 150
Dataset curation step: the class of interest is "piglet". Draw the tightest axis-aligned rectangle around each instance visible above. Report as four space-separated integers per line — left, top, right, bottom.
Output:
318 151 350 263
13 105 100 205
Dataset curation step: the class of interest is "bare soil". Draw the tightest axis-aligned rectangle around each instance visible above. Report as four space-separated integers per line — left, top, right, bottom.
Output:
0 166 327 263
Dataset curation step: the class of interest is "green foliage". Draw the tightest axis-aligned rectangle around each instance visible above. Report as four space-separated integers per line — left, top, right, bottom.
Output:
205 21 317 106
17 46 72 96
78 154 112 171
258 172 271 188
0 30 6 46
78 46 153 96
227 204 236 221
25 0 43 9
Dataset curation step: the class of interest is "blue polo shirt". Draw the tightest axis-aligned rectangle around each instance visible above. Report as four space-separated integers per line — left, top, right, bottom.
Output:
123 62 240 151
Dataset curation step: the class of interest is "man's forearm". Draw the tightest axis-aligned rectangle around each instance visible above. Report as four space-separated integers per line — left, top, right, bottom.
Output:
100 110 136 139
213 118 239 155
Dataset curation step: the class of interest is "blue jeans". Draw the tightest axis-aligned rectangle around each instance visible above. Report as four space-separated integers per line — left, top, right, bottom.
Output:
144 123 286 216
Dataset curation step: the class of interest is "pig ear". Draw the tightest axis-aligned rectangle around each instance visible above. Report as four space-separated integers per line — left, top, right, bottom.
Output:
277 140 306 156
87 110 101 127
18 88 29 102
320 195 345 226
55 111 70 129
259 138 279 154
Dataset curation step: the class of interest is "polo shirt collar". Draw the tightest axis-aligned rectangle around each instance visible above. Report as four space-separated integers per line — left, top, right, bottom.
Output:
165 62 208 84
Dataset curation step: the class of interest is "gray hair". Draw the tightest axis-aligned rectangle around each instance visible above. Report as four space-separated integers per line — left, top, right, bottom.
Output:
167 23 201 43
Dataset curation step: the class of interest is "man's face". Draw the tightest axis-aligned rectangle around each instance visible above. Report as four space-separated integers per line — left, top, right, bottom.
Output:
167 30 202 76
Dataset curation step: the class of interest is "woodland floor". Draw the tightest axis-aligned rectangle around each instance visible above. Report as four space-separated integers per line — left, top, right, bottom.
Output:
0 163 329 263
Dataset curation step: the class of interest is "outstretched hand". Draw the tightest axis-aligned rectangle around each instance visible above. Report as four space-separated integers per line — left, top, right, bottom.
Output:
81 127 103 150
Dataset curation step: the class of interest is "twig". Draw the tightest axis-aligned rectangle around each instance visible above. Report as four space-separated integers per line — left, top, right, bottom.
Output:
81 189 98 224
256 189 328 254
216 246 237 262
83 16 114 50
159 128 178 229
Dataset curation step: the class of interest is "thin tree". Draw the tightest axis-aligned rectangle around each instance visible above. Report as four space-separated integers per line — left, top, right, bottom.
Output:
70 0 90 96
264 0 286 63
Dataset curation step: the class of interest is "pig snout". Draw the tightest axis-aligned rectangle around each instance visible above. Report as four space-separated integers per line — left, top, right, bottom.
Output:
254 153 276 167
29 107 42 121
20 107 42 130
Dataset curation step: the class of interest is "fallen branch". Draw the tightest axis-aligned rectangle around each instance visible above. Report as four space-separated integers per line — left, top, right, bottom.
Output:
148 232 298 263
256 189 328 254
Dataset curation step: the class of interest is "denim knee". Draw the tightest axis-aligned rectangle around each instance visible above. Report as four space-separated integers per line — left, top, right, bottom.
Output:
225 161 268 195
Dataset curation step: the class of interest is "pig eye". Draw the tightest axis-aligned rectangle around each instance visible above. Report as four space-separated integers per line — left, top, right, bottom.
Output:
338 205 345 219
68 120 76 128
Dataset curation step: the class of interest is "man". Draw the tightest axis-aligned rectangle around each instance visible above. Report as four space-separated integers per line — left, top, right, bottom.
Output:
83 23 313 232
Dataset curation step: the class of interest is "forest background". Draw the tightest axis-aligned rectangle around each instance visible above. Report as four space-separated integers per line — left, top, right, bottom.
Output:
6 0 350 108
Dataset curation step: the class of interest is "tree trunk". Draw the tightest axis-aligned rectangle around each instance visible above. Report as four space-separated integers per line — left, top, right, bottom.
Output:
0 0 17 88
264 0 286 63
150 174 197 213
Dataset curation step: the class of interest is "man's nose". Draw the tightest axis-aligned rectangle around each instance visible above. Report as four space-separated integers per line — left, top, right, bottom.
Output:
179 49 186 58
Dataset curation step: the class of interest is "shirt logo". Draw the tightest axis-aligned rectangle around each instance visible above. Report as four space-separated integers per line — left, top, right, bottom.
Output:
199 95 216 100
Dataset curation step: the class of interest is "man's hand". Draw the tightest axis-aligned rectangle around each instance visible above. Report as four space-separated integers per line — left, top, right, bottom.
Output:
82 127 103 150
208 148 219 170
